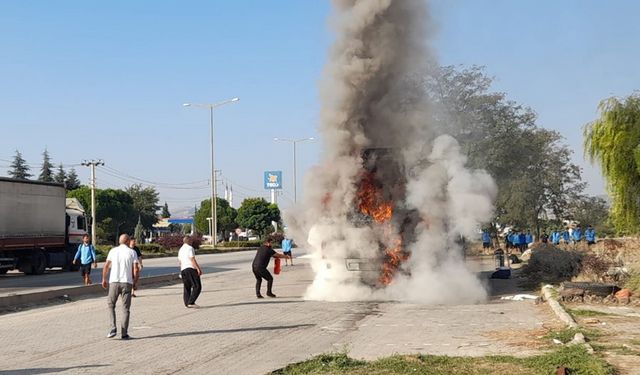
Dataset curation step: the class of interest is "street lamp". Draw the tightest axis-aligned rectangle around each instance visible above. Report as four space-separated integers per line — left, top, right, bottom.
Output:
183 97 239 244
273 137 314 203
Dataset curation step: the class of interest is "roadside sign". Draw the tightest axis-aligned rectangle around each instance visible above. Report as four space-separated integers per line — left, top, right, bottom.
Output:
264 171 283 189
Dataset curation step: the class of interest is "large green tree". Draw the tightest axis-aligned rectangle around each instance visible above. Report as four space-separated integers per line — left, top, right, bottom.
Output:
425 65 585 235
8 150 32 180
236 198 280 236
125 184 160 230
584 95 640 233
67 187 137 244
194 197 237 238
38 148 54 182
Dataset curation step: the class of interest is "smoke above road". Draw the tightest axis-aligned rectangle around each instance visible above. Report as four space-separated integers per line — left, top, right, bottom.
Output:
285 0 497 304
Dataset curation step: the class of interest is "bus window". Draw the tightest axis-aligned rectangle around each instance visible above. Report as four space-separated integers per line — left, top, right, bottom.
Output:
77 216 86 231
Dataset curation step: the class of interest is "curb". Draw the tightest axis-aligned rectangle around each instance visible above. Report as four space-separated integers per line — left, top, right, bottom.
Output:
542 284 594 353
542 285 579 329
0 273 180 309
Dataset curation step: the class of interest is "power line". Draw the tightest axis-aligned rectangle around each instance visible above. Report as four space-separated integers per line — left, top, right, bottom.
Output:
102 165 209 188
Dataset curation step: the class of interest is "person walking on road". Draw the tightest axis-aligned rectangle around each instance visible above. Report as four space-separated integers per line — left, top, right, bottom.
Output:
101 234 140 340
129 238 143 297
252 237 287 299
282 236 293 266
178 236 203 308
73 234 97 285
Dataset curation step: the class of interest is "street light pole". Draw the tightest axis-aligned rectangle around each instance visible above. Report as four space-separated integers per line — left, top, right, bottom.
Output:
273 137 314 203
183 98 239 245
81 159 104 246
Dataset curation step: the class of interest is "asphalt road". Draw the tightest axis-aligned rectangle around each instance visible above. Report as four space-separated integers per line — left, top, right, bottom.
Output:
0 249 307 297
0 255 557 375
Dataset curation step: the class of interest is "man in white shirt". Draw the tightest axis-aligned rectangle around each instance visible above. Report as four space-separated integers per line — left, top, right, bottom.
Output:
178 236 203 308
101 234 140 340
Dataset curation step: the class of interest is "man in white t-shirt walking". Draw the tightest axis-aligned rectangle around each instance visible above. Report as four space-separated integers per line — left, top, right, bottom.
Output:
178 236 203 308
101 234 140 340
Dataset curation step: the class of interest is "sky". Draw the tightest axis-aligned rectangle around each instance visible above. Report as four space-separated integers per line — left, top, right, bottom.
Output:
1 1 639 216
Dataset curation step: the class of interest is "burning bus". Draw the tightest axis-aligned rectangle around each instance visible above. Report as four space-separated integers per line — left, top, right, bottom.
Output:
308 148 420 288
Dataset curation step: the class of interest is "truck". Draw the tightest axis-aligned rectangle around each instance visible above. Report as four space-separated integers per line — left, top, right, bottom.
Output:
0 177 88 275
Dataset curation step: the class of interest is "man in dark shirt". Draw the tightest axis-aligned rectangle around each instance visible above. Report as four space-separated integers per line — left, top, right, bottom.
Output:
129 238 143 297
252 237 287 298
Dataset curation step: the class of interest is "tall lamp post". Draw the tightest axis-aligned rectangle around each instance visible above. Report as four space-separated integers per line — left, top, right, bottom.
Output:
183 97 239 244
273 137 314 203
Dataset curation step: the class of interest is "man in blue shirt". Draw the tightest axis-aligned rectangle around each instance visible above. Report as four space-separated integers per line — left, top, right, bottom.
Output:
282 237 294 266
510 231 520 251
525 231 534 246
572 226 583 244
482 230 491 250
551 230 561 245
585 225 596 246
518 231 527 252
73 234 98 285
562 230 571 244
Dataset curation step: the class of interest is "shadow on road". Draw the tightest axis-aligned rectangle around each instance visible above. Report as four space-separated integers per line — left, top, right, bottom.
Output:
140 324 315 339
0 364 109 374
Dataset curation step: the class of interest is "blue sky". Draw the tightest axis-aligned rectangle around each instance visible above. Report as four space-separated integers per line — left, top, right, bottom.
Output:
1 1 638 215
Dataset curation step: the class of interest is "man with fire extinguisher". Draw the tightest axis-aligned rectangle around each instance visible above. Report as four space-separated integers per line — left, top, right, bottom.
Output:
252 236 288 299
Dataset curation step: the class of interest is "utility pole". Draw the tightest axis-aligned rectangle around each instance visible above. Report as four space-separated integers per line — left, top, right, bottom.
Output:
81 159 104 246
273 137 314 203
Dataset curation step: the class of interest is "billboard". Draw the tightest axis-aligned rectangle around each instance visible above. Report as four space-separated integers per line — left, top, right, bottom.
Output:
264 171 283 190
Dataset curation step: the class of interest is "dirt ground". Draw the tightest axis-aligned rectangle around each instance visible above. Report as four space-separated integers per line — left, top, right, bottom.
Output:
564 303 640 374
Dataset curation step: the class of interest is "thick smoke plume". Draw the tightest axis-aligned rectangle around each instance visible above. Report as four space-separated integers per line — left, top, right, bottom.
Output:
285 0 497 304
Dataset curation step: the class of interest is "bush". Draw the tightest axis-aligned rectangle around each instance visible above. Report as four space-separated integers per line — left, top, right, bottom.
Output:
579 252 612 281
157 234 185 250
523 245 583 284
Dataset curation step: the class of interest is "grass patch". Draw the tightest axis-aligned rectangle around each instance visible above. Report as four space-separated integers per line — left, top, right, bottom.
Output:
591 343 640 356
270 346 614 375
567 308 614 317
544 327 603 344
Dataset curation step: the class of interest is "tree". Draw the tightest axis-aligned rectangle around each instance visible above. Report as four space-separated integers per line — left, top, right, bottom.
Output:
584 95 640 233
68 187 137 244
161 202 171 218
54 163 67 185
194 198 237 237
38 148 54 182
65 168 82 190
567 195 613 236
236 198 280 236
95 189 137 244
134 216 144 244
424 65 585 235
125 184 160 230
8 150 32 180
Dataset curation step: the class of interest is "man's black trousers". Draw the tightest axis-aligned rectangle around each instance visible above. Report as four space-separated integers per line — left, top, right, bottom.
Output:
181 268 202 306
253 267 273 296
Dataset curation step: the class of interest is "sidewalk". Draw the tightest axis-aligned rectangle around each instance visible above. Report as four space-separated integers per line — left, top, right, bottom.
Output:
0 259 559 375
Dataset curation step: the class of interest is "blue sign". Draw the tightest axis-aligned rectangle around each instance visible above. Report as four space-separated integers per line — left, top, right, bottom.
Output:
264 171 283 190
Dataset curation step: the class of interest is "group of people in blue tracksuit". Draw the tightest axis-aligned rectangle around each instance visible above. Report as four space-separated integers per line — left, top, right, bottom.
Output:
548 225 597 246
504 230 534 252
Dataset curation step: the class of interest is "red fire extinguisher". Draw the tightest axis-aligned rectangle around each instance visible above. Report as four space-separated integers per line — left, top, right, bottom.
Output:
274 257 281 275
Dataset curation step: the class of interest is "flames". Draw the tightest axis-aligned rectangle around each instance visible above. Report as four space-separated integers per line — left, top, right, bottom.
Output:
356 171 408 285
357 172 393 222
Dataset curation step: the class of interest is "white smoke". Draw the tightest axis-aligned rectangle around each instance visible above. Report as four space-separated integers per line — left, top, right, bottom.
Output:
285 0 497 304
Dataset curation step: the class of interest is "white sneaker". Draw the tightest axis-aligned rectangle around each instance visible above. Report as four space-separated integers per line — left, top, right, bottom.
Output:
107 330 117 338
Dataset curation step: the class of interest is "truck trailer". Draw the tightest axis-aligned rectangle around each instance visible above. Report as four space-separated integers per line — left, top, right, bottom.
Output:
0 177 88 275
